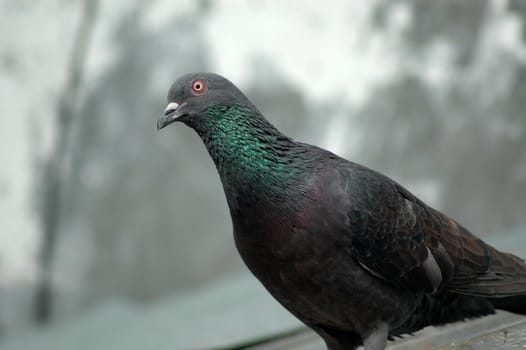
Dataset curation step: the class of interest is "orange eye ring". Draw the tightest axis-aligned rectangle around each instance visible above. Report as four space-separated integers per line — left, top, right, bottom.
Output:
191 80 207 95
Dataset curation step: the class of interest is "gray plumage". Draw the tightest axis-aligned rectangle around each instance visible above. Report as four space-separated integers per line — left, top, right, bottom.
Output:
157 72 526 350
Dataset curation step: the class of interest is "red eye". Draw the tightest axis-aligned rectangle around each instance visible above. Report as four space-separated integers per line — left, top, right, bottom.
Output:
191 80 207 95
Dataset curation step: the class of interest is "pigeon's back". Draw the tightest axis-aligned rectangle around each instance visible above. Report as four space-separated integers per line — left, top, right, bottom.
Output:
334 157 526 308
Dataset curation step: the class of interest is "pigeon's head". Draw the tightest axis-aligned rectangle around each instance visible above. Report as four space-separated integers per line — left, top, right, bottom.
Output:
157 72 252 130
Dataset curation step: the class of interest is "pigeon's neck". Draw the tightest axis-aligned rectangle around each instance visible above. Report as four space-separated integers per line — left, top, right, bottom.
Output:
192 104 301 209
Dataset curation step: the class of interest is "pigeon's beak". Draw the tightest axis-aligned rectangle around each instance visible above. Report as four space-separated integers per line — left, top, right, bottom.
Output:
157 102 184 130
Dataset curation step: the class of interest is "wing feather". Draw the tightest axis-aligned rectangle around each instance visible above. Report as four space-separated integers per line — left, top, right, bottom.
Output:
341 163 526 296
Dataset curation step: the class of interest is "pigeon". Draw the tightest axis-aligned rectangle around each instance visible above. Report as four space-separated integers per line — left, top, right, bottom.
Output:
157 73 526 350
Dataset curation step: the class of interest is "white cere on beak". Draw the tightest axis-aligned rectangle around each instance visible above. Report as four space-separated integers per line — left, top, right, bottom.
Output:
164 102 179 115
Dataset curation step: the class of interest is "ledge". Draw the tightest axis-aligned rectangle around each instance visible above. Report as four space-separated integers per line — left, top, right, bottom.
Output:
252 313 526 350
438 321 526 350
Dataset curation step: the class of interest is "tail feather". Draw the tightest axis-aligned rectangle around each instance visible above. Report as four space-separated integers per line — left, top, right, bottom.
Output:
489 295 526 315
452 245 526 298
448 239 526 315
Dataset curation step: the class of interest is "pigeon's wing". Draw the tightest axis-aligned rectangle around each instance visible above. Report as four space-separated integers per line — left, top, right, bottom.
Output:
341 163 526 295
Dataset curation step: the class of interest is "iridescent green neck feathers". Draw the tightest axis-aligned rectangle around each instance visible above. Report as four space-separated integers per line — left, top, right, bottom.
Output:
191 104 297 193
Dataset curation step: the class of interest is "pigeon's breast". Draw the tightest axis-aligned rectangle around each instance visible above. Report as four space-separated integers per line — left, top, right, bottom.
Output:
232 169 352 273
230 166 419 333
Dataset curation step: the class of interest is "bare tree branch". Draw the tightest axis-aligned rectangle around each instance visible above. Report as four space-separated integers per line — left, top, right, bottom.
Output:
34 0 99 323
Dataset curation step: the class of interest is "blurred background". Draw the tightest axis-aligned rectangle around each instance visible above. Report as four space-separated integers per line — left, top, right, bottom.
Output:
1 0 525 349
